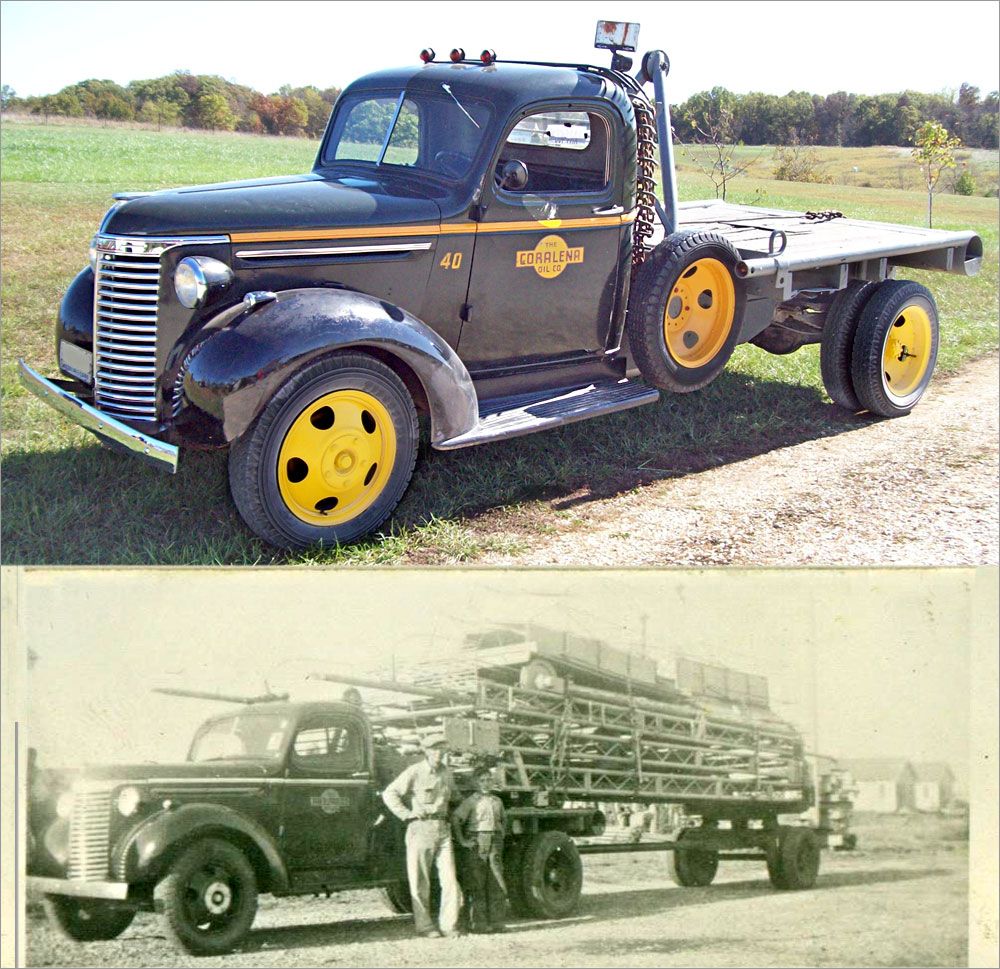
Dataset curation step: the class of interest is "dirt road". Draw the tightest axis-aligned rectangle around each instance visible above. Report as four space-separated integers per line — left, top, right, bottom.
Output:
26 831 967 968
475 354 999 567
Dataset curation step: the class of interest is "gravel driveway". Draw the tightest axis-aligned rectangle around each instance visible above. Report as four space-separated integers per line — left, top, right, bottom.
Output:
476 353 999 567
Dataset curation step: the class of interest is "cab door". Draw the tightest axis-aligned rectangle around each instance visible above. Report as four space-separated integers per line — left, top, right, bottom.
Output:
280 713 376 872
458 104 625 369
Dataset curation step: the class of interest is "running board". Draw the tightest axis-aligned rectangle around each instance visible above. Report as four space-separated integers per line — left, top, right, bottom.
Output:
433 379 659 450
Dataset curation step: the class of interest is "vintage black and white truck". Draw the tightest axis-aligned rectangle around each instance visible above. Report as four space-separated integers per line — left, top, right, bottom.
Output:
18 22 983 548
27 640 855 955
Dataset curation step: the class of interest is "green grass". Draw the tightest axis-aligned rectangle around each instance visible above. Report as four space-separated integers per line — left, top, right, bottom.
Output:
2 121 997 564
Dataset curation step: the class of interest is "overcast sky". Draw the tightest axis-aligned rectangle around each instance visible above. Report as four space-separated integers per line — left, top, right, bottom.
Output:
16 568 978 792
2 0 998 102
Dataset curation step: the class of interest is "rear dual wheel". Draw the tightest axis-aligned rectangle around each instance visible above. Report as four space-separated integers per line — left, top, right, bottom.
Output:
822 279 939 417
669 830 719 887
229 353 418 549
767 827 821 890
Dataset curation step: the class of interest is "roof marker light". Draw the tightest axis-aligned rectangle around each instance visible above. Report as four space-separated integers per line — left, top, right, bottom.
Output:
420 48 435 63
450 48 465 63
480 49 496 65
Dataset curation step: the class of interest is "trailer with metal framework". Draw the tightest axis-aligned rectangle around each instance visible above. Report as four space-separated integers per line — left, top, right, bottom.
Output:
314 634 853 916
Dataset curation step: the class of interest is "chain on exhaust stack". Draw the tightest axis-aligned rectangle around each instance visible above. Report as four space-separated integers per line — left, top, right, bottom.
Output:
630 97 658 279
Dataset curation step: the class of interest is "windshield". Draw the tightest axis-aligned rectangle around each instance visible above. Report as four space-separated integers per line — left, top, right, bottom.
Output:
321 89 492 178
188 713 290 763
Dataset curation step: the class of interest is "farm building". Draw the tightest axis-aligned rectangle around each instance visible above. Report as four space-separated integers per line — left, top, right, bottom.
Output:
841 759 917 813
912 763 956 812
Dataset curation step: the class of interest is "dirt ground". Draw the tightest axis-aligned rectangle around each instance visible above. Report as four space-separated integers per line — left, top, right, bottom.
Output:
25 815 969 969
474 353 999 567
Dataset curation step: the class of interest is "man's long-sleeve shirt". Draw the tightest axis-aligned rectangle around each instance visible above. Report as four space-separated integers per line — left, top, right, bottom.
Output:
382 759 455 821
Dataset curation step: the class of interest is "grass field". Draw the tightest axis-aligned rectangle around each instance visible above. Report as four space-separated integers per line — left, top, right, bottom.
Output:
2 120 997 565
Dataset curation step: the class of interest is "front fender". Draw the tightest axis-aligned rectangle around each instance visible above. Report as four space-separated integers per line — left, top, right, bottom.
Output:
181 289 478 446
119 803 288 891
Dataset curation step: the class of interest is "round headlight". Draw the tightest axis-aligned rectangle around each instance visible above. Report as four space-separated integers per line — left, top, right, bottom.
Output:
56 791 75 819
174 258 208 308
174 256 232 309
116 786 142 817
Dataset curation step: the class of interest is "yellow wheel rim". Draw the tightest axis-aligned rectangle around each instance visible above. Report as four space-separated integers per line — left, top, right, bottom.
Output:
663 257 736 368
277 389 397 527
881 303 932 399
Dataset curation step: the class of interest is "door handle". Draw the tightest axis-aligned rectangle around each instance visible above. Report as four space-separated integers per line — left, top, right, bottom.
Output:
592 204 624 216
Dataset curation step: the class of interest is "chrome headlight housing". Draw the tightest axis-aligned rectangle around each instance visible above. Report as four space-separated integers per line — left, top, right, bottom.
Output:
88 235 99 272
174 256 233 309
116 786 142 817
56 791 75 819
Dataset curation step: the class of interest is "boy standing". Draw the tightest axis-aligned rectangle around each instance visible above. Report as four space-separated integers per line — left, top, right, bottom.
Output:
452 765 509 933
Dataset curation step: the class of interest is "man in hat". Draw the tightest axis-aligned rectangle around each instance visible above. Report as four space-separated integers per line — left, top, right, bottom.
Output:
382 732 461 938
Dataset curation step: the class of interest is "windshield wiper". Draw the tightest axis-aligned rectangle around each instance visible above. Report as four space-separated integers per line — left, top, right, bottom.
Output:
441 83 480 129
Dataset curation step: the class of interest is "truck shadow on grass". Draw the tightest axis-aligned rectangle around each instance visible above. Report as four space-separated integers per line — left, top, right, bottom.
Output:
1 368 878 564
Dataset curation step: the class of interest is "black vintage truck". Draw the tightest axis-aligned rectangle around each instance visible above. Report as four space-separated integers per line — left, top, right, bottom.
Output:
19 22 983 548
28 643 854 955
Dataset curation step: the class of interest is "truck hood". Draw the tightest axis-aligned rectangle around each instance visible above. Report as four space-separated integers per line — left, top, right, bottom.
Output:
101 172 442 237
77 760 279 783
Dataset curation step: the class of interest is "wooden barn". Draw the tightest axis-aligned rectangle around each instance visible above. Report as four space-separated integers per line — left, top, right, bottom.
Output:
841 759 917 813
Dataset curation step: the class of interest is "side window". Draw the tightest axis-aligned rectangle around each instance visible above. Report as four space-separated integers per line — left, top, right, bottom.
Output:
497 110 610 195
292 719 364 772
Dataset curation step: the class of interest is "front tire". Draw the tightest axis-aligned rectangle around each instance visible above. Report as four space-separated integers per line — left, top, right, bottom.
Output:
43 896 136 941
229 352 419 549
158 838 258 955
627 231 745 392
850 280 939 417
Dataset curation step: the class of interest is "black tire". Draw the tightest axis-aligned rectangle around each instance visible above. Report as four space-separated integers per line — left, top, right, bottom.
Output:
503 838 529 917
769 827 821 891
627 230 745 392
850 280 939 417
229 352 419 549
668 831 719 887
158 838 258 956
43 896 136 941
819 280 878 410
519 831 583 919
380 879 413 914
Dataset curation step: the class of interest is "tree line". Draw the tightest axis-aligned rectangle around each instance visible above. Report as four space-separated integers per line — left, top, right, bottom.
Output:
1 73 997 150
0 72 341 138
672 83 999 150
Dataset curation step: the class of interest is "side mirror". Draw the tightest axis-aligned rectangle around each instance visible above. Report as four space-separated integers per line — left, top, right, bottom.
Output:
500 160 529 191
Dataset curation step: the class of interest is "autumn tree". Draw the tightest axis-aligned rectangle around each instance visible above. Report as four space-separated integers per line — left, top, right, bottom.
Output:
912 120 962 226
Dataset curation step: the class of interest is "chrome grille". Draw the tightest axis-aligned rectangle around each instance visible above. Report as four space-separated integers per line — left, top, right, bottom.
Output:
93 235 173 420
67 788 112 881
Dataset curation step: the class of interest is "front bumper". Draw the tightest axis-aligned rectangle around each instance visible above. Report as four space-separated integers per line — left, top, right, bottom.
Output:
28 875 130 900
18 359 179 473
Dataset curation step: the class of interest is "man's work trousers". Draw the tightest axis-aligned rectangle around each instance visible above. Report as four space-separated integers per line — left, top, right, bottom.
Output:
461 832 507 931
405 819 460 935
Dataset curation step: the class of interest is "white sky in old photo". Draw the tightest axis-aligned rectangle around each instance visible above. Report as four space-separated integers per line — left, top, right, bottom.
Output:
1 0 998 102
17 569 978 793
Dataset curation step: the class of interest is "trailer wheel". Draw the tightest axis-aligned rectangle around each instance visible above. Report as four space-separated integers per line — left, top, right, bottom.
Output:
158 837 258 955
850 280 939 417
669 831 719 887
519 831 583 918
768 827 821 890
43 896 136 941
819 280 878 410
229 352 418 549
627 230 745 392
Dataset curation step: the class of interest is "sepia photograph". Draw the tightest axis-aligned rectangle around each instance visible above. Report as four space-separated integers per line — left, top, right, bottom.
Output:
4 566 997 967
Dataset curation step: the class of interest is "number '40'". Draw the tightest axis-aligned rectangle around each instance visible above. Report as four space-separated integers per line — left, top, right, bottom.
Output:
440 252 463 270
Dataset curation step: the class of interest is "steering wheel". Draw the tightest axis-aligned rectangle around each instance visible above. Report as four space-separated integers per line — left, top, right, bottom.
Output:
433 150 472 178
